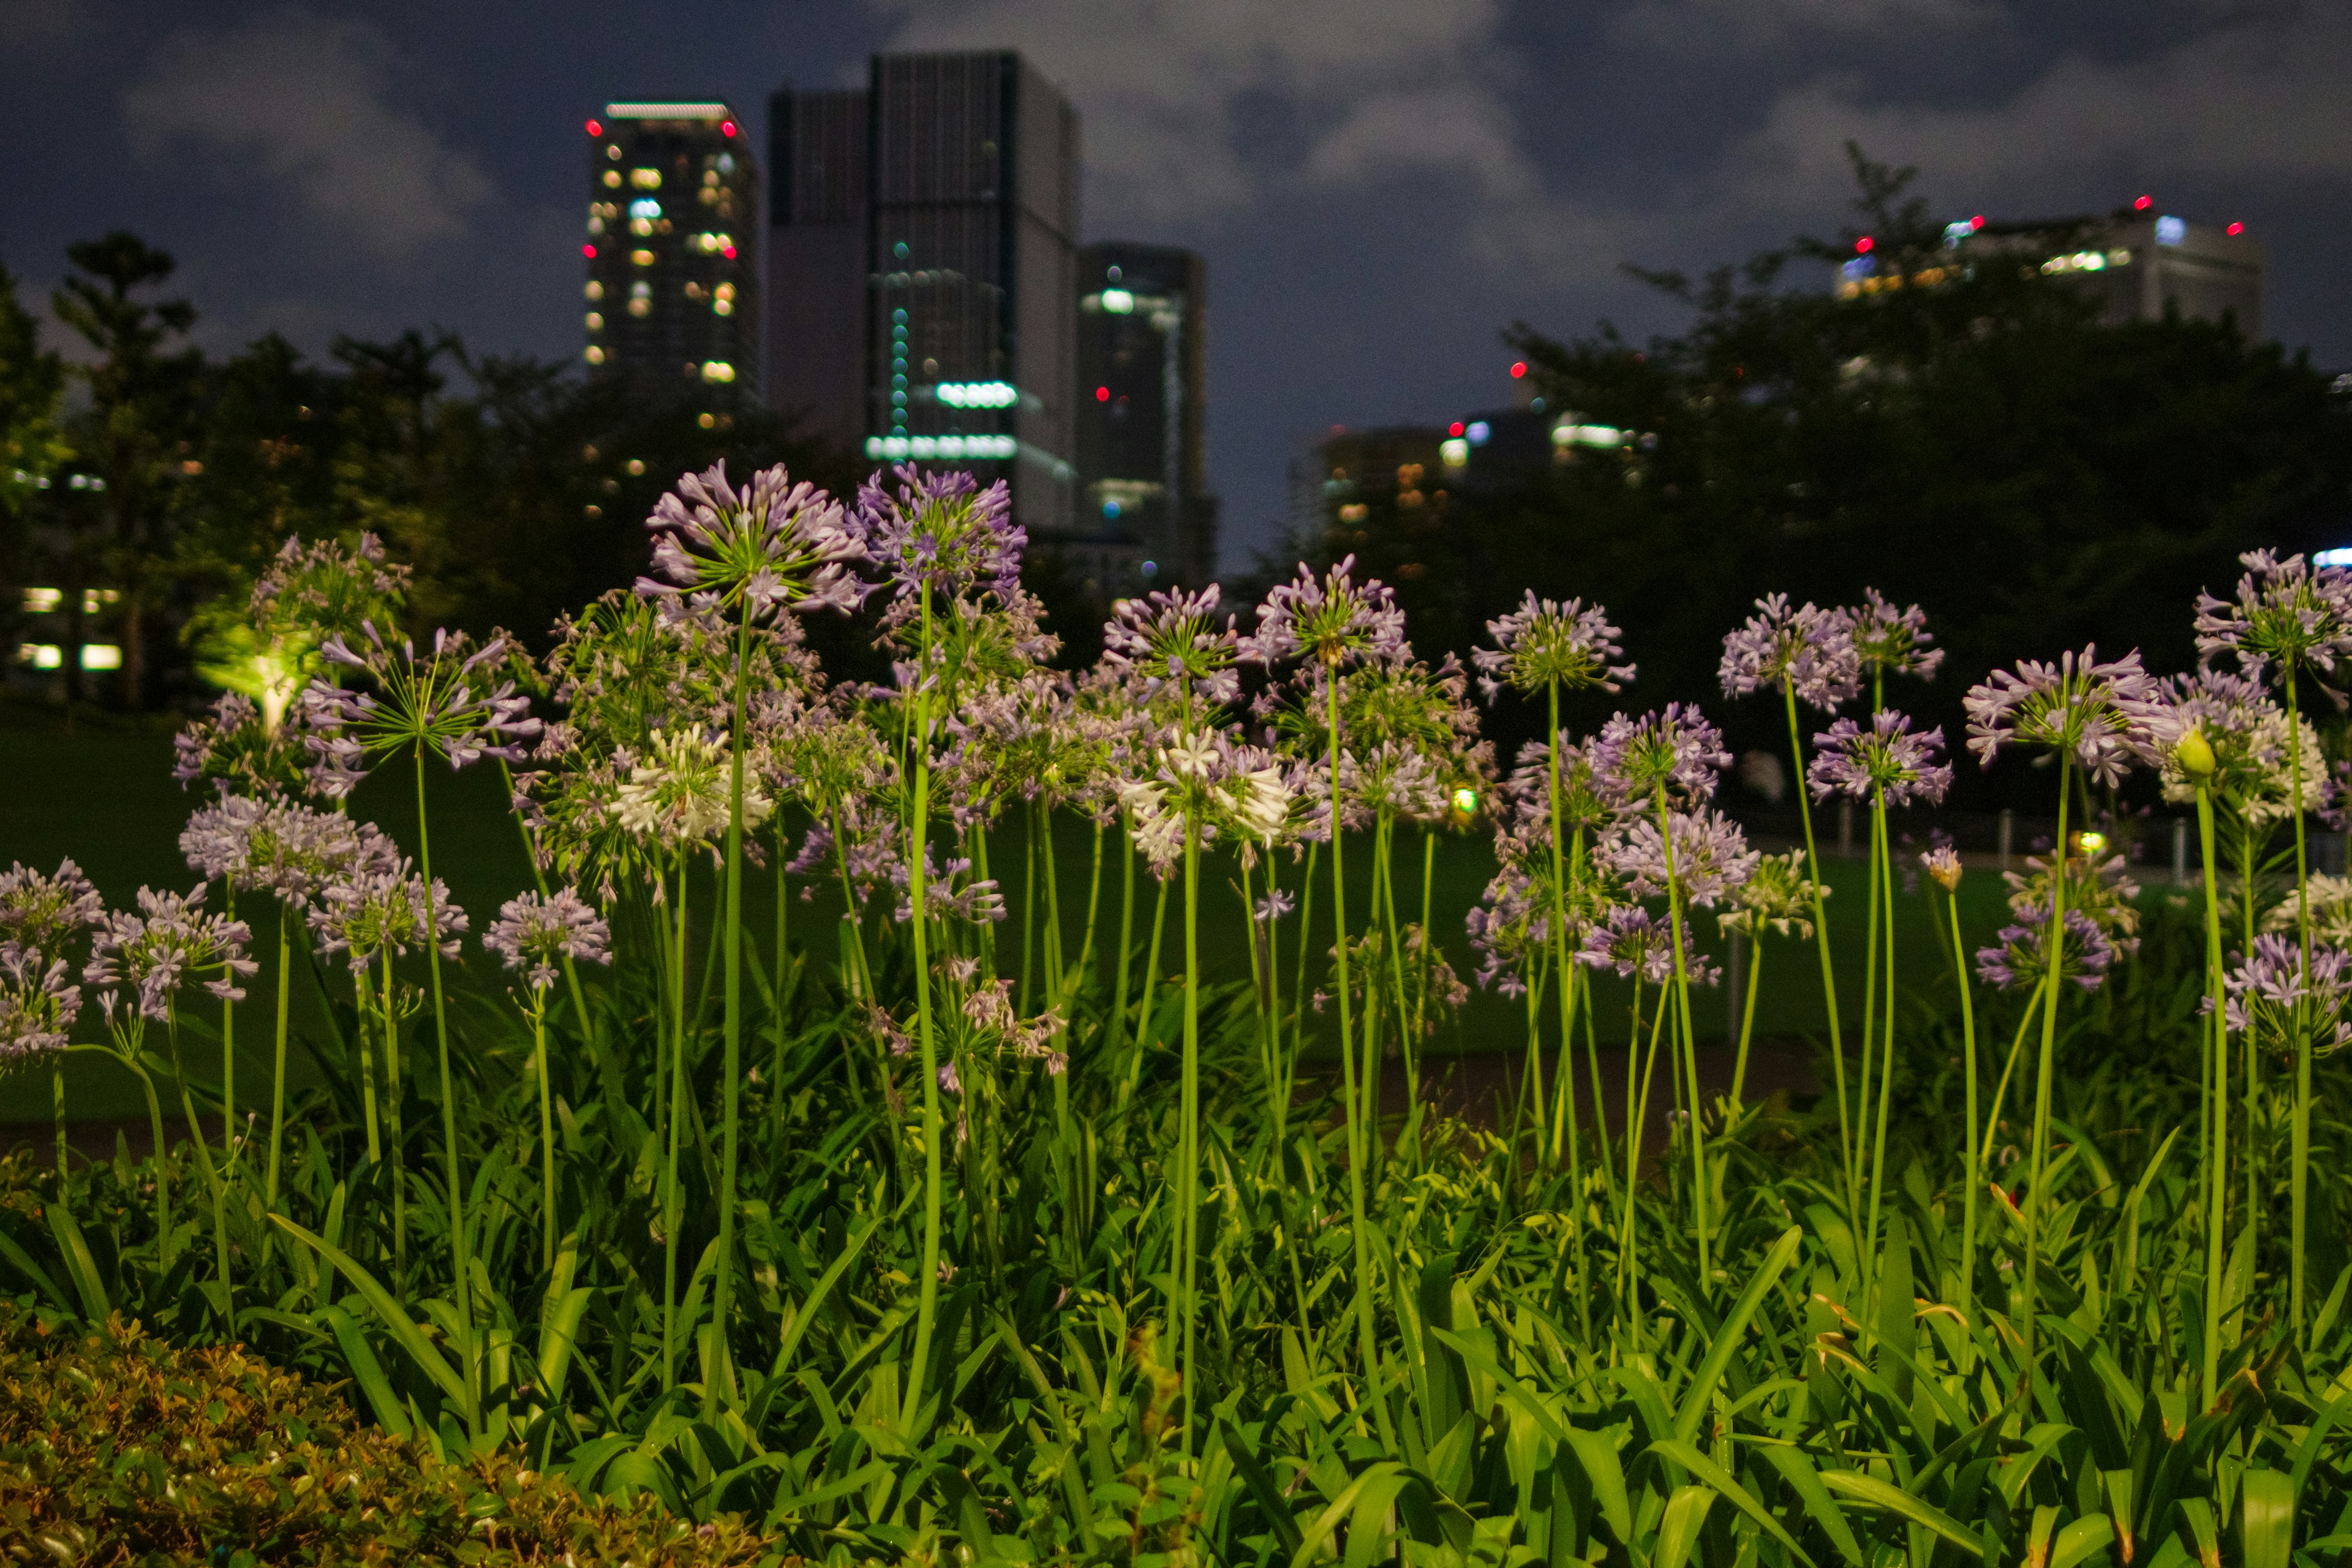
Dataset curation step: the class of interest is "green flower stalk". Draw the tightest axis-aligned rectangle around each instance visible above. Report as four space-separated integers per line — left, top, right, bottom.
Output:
484 889 612 1273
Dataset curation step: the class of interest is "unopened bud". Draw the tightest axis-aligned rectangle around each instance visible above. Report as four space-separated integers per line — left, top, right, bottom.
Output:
2176 726 2216 782
1923 845 1963 893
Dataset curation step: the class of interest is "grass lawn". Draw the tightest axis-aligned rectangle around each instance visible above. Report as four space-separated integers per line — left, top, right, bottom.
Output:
0 720 2034 1125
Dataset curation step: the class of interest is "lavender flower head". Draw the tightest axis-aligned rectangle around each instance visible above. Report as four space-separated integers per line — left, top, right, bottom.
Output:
1807 711 1954 807
2194 549 2352 687
250 530 411 646
0 859 104 953
0 941 81 1065
484 888 612 995
1242 554 1408 672
1962 646 2160 787
302 622 543 796
1578 905 1716 986
85 886 257 1022
1920 844 1964 894
1599 806 1761 909
306 864 469 976
641 460 869 619
1974 903 2115 993
1100 586 1242 709
853 464 1022 605
1717 850 1823 940
1473 590 1635 702
2221 932 2352 1050
174 693 312 798
181 797 394 904
1842 589 1945 684
1717 594 1859 713
1589 704 1733 809
2147 670 2320 824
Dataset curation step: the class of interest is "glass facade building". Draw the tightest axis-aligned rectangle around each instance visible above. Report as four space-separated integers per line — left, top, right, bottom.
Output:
1073 242 1216 590
767 53 1080 537
582 102 760 417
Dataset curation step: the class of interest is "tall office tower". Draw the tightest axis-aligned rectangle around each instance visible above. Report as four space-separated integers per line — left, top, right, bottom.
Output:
1074 242 1216 590
584 102 760 417
768 53 1081 537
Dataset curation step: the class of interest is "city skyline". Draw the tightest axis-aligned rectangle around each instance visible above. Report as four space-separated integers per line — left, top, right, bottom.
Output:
9 3 2352 573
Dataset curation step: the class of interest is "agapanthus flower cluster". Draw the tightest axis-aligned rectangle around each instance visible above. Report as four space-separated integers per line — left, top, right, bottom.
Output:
302 624 541 796
2264 874 2352 949
180 796 393 903
1243 555 1407 673
173 693 315 798
640 461 869 620
854 464 1022 610
889 845 1006 925
1963 646 2160 786
1501 736 1627 839
250 531 411 650
1578 905 1715 986
1807 712 1953 807
484 888 612 995
614 728 774 850
0 943 81 1064
2195 549 2352 688
1843 589 1945 685
959 976 1068 1075
2220 933 2352 1053
1975 905 2117 993
85 886 257 1022
1589 705 1732 808
1717 850 1823 940
1717 595 1860 712
0 859 105 952
2150 670 2320 824
1120 728 1292 874
1101 587 1242 710
1474 590 1635 700
1998 847 2143 960
1599 806 1762 909
306 864 467 976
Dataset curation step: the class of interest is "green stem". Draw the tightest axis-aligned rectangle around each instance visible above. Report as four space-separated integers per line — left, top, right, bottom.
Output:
1861 798 1898 1324
665 855 688 1394
2285 666 2312 1344
412 745 476 1429
1785 683 1853 1215
1653 783 1708 1279
1728 932 1764 1109
1110 819 1137 1059
2197 784 2227 1408
1328 669 1386 1441
903 586 944 1432
2022 744 2073 1385
1943 886 1980 1377
535 1001 556 1274
1178 807 1201 1458
167 1005 233 1294
380 957 404 1279
712 613 753 1409
266 908 292 1215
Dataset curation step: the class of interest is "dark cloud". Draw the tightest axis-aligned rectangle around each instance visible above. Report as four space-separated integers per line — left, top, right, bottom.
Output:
3 0 2345 573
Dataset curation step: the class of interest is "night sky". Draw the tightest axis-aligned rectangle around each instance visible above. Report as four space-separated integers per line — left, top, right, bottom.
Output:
7 0 2349 572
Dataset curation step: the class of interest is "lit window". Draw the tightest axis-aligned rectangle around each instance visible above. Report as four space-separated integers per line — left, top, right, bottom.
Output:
588 217 606 235
627 459 647 475
585 345 606 364
80 644 121 671
629 197 661 219
628 298 650 318
702 361 736 383
715 282 736 301
698 412 716 429
718 154 735 174
630 168 662 189
2155 215 2186 246
630 249 655 266
1466 420 1491 445
21 587 61 613
632 281 650 297
1100 288 1134 314
1338 503 1368 522
586 281 604 300
603 170 622 189
937 381 1019 409
714 299 733 315
606 144 622 160
630 217 654 236
18 644 61 669
586 312 604 330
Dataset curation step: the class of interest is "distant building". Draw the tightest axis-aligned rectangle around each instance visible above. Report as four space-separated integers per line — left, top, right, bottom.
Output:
1293 425 1450 539
767 52 1082 538
582 102 759 417
1839 208 2264 336
1073 242 1216 592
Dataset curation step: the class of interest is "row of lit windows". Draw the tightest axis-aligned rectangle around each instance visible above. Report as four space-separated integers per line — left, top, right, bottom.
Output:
21 586 121 614
864 434 1016 461
15 643 122 671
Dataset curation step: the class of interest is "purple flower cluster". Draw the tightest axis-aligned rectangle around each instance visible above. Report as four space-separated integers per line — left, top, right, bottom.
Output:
1473 590 1635 700
85 886 258 1023
1962 646 2160 786
303 624 542 796
1597 807 1760 909
1718 594 1859 712
1577 905 1716 986
1807 711 1953 807
853 464 1022 606
2194 549 2352 687
181 795 391 903
306 864 469 976
641 461 869 619
2220 933 2352 1049
1845 589 1945 684
1973 903 2116 993
1101 587 1242 709
0 859 105 1063
1589 704 1732 807
173 693 314 799
484 888 612 995
1242 555 1407 672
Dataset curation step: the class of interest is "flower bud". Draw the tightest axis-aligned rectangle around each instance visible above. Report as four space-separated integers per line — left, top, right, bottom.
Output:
2175 726 2216 782
1922 845 1963 893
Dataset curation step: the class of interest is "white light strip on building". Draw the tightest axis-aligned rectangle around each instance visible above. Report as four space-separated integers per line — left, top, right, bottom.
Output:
605 102 730 119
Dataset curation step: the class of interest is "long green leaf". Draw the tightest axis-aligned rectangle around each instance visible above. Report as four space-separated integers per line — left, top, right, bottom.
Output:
1819 1469 1984 1558
1654 1485 1716 1568
1758 1446 1864 1567
270 1213 468 1408
2238 1468 2294 1568
317 1302 414 1436
42 1202 108 1322
0 1224 72 1314
1648 1438 1815 1568
1673 1225 1801 1446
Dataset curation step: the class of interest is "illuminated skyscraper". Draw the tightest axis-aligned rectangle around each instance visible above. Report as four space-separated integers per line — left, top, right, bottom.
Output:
1074 242 1216 589
767 52 1080 535
583 102 759 415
